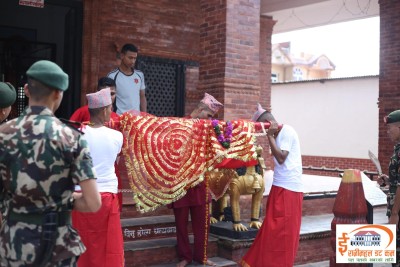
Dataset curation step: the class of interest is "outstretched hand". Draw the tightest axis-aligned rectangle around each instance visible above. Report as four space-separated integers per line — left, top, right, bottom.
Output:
377 174 389 187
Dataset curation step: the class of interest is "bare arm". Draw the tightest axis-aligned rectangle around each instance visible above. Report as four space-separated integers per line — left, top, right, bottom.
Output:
267 122 289 165
140 90 147 112
73 179 101 212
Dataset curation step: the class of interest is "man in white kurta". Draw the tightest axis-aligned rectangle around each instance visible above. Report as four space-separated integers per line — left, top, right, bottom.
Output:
72 88 124 267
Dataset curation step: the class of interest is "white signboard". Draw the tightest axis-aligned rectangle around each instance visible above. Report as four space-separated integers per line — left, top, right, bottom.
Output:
19 0 44 8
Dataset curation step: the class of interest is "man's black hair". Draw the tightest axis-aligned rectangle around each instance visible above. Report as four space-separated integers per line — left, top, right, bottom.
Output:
97 77 116 90
121 43 138 54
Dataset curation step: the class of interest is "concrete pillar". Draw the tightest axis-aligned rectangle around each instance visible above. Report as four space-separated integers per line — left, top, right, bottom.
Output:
330 169 367 267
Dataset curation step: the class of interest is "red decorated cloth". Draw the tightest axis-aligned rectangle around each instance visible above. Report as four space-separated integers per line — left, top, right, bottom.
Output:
214 158 258 169
117 112 259 212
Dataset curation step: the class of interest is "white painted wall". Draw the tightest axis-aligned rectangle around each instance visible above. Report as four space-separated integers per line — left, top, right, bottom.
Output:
271 76 379 159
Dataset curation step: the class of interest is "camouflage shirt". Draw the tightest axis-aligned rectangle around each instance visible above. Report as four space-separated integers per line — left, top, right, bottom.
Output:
0 106 96 263
387 143 400 218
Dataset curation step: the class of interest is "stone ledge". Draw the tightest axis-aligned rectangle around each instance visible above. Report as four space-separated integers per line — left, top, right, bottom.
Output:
210 221 258 240
124 235 218 251
300 230 331 241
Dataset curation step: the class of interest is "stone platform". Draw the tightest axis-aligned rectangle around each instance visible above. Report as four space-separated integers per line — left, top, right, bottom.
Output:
121 172 388 266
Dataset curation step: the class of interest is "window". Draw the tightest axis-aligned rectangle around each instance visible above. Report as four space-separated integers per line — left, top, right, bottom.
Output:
293 68 303 81
271 73 278 83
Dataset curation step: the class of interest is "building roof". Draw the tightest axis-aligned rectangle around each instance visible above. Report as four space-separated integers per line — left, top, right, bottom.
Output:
354 231 380 236
272 42 336 70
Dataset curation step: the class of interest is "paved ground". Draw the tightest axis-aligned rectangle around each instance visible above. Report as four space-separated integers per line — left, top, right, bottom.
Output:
300 205 388 235
295 206 390 267
295 260 391 267
152 207 390 267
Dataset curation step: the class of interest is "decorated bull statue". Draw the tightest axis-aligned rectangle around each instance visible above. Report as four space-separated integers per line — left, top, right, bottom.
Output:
212 145 266 231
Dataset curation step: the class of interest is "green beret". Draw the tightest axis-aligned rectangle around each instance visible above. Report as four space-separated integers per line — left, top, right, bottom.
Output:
385 110 400 124
26 60 69 91
0 82 17 108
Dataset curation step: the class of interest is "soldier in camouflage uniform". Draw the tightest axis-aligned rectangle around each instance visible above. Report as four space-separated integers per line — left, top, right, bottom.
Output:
378 110 400 267
0 81 16 123
0 81 17 224
0 60 101 267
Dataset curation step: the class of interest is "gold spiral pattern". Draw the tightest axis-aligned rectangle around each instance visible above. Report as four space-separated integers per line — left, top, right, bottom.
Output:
119 113 258 212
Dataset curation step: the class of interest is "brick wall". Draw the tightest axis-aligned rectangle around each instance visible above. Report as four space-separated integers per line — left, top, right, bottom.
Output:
295 236 331 264
378 0 400 169
82 0 270 121
302 156 377 177
82 0 200 103
184 66 200 115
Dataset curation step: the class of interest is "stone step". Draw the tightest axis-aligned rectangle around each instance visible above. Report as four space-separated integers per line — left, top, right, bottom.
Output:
120 207 373 265
294 260 392 267
124 235 219 266
119 183 387 266
121 215 189 242
150 256 238 267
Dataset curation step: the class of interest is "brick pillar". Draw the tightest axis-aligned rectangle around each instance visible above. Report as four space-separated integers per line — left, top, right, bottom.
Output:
378 0 400 170
198 0 262 121
81 0 102 105
260 15 275 110
258 15 276 167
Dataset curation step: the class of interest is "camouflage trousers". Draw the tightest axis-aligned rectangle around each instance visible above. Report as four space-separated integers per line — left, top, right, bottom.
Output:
0 256 77 267
394 239 400 267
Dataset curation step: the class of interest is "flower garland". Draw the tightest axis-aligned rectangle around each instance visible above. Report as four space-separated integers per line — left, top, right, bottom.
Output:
211 119 233 148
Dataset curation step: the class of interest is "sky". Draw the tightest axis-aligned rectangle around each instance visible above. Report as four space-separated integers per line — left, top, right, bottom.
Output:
271 16 380 78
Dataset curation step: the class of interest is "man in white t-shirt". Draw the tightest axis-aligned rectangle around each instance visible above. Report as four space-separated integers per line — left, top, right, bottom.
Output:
107 43 147 115
241 103 303 267
72 88 124 267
